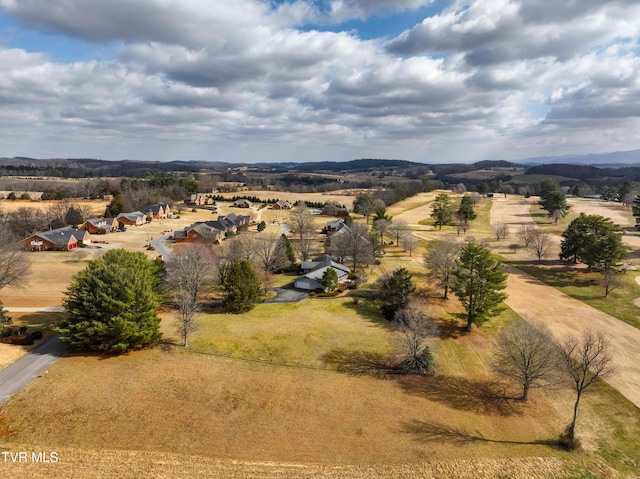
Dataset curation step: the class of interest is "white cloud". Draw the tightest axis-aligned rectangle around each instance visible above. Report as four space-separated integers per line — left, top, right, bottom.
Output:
0 0 639 162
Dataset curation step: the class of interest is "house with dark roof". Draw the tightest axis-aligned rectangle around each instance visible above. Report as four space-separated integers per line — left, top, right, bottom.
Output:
294 254 350 291
141 203 171 219
116 211 146 226
174 223 224 244
23 227 90 251
79 217 119 234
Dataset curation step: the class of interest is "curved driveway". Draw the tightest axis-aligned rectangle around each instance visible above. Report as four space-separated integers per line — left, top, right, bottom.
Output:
0 335 68 406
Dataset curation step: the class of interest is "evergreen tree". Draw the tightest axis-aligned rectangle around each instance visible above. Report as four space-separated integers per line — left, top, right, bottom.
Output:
451 242 508 331
560 213 625 271
273 234 296 272
65 207 84 226
322 267 339 292
58 249 163 352
104 191 124 217
223 260 262 313
457 194 477 223
632 194 640 230
378 267 416 320
0 300 12 331
430 193 453 230
538 178 569 221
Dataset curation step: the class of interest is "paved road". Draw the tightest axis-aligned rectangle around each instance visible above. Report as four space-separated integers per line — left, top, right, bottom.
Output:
150 232 173 261
0 335 68 406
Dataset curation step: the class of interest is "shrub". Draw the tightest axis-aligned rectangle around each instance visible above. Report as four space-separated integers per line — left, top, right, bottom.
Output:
18 336 35 346
18 326 28 335
30 330 43 340
1 328 14 338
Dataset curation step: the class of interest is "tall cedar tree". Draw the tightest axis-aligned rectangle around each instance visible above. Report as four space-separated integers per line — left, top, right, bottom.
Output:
456 194 477 223
451 242 508 331
223 260 262 313
538 178 569 221
632 194 640 230
58 249 163 352
378 267 416 320
430 193 453 230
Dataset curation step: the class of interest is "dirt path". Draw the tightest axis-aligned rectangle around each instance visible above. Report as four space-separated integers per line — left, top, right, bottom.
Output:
490 196 640 409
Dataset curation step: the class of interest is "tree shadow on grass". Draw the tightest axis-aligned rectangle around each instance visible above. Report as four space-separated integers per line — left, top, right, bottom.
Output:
322 348 401 376
397 374 523 416
341 297 397 332
401 419 559 447
436 315 471 340
509 263 595 289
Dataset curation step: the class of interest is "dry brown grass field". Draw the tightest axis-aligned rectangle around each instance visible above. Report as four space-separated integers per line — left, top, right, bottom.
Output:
2 192 640 478
216 189 358 209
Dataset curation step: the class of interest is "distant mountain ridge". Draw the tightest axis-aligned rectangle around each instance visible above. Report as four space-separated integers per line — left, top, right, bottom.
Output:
511 149 640 166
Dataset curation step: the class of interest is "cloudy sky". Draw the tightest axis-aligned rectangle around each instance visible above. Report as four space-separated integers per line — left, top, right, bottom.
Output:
0 0 639 164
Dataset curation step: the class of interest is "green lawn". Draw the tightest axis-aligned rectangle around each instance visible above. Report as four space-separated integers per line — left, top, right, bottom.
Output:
186 297 394 366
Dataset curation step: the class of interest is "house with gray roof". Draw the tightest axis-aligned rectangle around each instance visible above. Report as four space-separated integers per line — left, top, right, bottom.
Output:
294 254 350 291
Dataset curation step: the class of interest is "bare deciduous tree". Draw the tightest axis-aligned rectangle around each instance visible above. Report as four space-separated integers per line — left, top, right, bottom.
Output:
394 302 436 374
289 203 317 261
331 222 373 271
601 267 622 298
387 218 409 247
7 207 46 238
529 231 552 261
236 233 259 262
518 225 536 248
402 232 417 257
423 240 460 299
0 229 29 290
559 331 615 447
494 321 561 401
165 243 216 347
255 233 280 273
492 222 508 241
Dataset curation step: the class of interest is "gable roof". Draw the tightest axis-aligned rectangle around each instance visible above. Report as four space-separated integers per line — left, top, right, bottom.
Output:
141 203 169 214
83 217 117 228
33 227 84 246
117 211 145 221
300 254 350 278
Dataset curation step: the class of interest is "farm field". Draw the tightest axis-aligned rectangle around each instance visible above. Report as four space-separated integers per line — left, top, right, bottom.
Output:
215 189 359 209
2 192 640 477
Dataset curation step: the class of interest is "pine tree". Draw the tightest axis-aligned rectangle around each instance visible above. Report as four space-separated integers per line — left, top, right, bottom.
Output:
451 242 508 331
430 193 453 230
223 260 262 313
457 194 477 222
58 250 163 352
632 194 640 230
539 178 569 221
378 267 416 320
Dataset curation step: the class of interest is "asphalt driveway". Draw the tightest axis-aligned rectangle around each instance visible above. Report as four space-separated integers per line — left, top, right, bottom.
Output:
265 288 309 303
